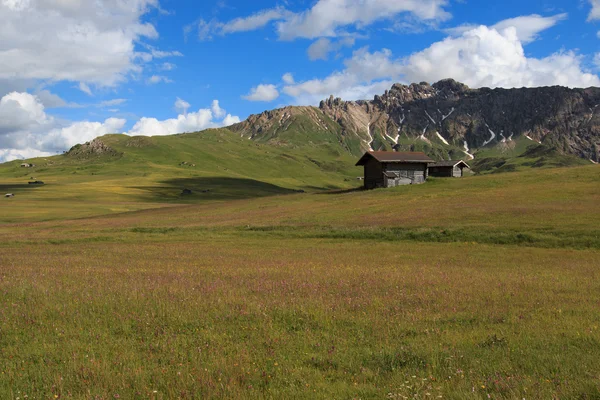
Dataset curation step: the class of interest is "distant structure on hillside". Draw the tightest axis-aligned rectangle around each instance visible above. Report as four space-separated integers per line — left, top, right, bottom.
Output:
356 151 470 189
5 193 14 198
356 151 434 189
429 160 471 178
21 163 35 168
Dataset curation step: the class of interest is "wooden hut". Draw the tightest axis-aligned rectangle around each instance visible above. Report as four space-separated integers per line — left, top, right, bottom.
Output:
356 151 435 189
428 160 471 178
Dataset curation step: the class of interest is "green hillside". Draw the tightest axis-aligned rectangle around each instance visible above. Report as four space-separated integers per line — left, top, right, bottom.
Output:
0 128 360 222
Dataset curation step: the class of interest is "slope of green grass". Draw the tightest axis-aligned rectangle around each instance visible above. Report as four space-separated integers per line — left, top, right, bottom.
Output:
472 136 590 174
0 129 361 222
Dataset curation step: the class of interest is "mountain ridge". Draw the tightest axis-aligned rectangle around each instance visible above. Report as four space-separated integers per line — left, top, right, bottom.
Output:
231 79 600 163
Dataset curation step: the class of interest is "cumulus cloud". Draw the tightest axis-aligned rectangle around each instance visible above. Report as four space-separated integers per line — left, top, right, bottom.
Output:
0 0 169 87
126 99 240 136
188 0 451 41
401 26 600 88
0 93 242 162
589 0 600 20
0 92 49 134
446 14 568 44
242 84 280 102
281 24 600 105
0 148 53 162
0 91 126 162
41 118 127 152
211 100 226 118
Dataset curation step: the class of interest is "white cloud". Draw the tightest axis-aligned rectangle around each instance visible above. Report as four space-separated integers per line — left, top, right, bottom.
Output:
41 118 127 151
0 0 166 87
307 37 356 61
276 0 451 40
447 14 568 44
589 0 600 20
0 148 53 162
283 47 403 104
242 84 280 102
281 24 600 105
211 100 226 118
282 73 295 84
35 90 67 108
0 91 49 134
127 100 240 136
150 49 183 59
401 26 600 88
307 38 333 61
99 99 128 108
147 75 173 84
175 98 191 114
78 82 93 96
160 62 176 71
222 114 241 126
188 0 451 41
221 8 289 34
0 91 127 162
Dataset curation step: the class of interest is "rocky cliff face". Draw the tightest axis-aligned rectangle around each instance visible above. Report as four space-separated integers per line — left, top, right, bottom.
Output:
231 80 600 162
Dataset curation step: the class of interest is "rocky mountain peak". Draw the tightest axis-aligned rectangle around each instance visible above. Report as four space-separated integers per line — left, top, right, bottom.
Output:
232 80 600 163
432 79 469 94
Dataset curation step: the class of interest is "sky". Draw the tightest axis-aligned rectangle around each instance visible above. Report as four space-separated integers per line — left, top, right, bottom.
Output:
1 0 599 161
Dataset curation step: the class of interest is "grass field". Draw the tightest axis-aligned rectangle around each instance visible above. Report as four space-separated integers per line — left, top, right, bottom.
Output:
1 163 600 399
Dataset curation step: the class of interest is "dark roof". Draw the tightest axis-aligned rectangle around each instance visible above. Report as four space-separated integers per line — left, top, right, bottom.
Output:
356 151 435 166
429 160 471 169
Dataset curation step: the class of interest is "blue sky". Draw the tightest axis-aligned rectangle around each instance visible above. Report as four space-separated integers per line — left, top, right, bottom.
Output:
0 0 599 161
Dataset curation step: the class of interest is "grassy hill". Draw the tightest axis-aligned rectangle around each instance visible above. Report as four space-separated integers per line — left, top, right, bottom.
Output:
0 128 361 222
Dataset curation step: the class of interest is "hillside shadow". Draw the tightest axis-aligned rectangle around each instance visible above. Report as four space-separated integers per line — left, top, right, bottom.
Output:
316 187 364 195
129 177 299 202
0 184 43 194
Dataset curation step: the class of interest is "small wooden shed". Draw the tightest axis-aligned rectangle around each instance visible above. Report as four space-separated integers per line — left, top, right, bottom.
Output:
356 151 435 189
428 160 471 178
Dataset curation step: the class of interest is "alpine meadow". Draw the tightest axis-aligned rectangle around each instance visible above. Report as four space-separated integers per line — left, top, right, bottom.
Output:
2 1 600 399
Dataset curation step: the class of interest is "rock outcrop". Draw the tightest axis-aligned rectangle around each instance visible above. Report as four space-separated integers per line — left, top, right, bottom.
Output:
67 138 121 158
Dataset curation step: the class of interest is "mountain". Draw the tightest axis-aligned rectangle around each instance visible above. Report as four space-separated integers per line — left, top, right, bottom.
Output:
230 79 600 169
